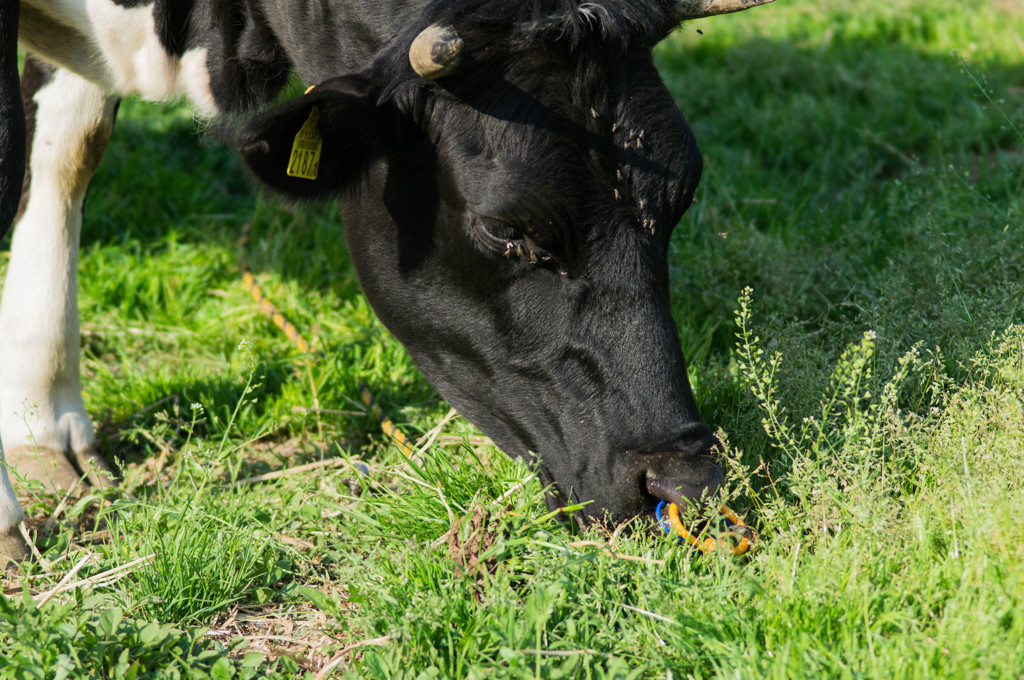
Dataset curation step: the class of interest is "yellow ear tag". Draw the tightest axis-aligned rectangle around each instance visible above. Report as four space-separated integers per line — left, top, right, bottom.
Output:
286 105 322 180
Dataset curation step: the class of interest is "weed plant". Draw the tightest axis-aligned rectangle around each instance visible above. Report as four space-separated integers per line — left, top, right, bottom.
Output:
2 0 1024 677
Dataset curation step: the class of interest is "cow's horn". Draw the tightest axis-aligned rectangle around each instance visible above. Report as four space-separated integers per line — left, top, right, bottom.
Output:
410 25 463 79
675 0 775 20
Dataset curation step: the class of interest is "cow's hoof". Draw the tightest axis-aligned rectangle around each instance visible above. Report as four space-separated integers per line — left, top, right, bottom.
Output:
5 445 114 490
0 524 29 569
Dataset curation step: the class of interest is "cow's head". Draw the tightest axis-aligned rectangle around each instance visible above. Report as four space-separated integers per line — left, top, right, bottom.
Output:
238 0 772 525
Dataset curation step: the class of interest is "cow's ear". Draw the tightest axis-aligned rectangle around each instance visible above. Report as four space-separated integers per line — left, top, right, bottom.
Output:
237 75 380 199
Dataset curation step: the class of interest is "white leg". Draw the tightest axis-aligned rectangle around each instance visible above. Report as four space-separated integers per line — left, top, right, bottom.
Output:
3 3 220 564
0 465 26 565
0 65 116 547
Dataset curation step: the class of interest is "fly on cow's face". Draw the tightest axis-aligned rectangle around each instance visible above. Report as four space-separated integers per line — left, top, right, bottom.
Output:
470 214 558 267
469 214 522 254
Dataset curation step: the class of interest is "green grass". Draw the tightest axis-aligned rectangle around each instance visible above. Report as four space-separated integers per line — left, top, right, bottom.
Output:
3 0 1024 677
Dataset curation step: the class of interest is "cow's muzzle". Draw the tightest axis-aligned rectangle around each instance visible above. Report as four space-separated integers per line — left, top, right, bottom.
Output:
645 464 723 512
640 436 724 516
540 441 725 525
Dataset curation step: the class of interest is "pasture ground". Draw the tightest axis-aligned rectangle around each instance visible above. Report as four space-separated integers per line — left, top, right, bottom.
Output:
2 0 1024 677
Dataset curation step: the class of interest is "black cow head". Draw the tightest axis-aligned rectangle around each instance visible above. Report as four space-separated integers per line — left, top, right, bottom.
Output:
238 0 771 525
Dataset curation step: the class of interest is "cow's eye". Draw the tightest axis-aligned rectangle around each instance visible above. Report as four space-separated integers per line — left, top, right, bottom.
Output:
473 216 521 251
471 216 558 266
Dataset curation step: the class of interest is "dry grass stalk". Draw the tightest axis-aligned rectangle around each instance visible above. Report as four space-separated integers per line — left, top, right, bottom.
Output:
565 540 666 566
227 457 350 488
410 408 459 457
291 407 362 417
19 522 51 571
619 603 678 624
32 553 155 602
207 602 343 674
314 635 392 680
44 479 85 530
35 553 97 607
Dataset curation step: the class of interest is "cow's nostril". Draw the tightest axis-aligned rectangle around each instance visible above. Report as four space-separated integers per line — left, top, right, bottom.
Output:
645 465 723 511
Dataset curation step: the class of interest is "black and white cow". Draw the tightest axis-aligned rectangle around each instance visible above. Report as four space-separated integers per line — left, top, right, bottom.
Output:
0 0 774 564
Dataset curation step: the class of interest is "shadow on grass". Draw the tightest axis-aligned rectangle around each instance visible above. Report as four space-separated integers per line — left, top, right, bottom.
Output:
89 369 290 465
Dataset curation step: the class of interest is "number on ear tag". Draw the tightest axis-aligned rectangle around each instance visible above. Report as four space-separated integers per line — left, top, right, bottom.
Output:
286 106 323 180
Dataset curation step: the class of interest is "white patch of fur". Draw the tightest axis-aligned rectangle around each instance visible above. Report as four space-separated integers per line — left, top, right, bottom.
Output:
0 69 115 519
21 0 220 115
179 48 218 117
0 468 24 535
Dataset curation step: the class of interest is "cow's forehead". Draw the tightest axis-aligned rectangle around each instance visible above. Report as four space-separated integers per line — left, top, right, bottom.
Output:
413 43 695 236
422 0 676 52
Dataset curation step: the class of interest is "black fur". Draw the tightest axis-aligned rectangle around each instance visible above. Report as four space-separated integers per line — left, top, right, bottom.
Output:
0 1 25 243
13 56 55 225
112 0 194 57
239 0 720 523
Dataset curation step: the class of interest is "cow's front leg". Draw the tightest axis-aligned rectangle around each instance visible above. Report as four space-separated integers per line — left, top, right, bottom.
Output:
0 465 25 564
0 60 117 554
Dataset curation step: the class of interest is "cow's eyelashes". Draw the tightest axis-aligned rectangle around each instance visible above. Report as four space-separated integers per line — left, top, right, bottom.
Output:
474 217 520 251
472 216 558 265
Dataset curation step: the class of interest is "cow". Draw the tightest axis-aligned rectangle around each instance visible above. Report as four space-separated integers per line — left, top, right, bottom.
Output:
0 0 774 565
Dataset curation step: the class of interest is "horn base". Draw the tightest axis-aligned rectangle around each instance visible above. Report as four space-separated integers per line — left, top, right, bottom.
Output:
676 0 776 21
410 25 464 80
